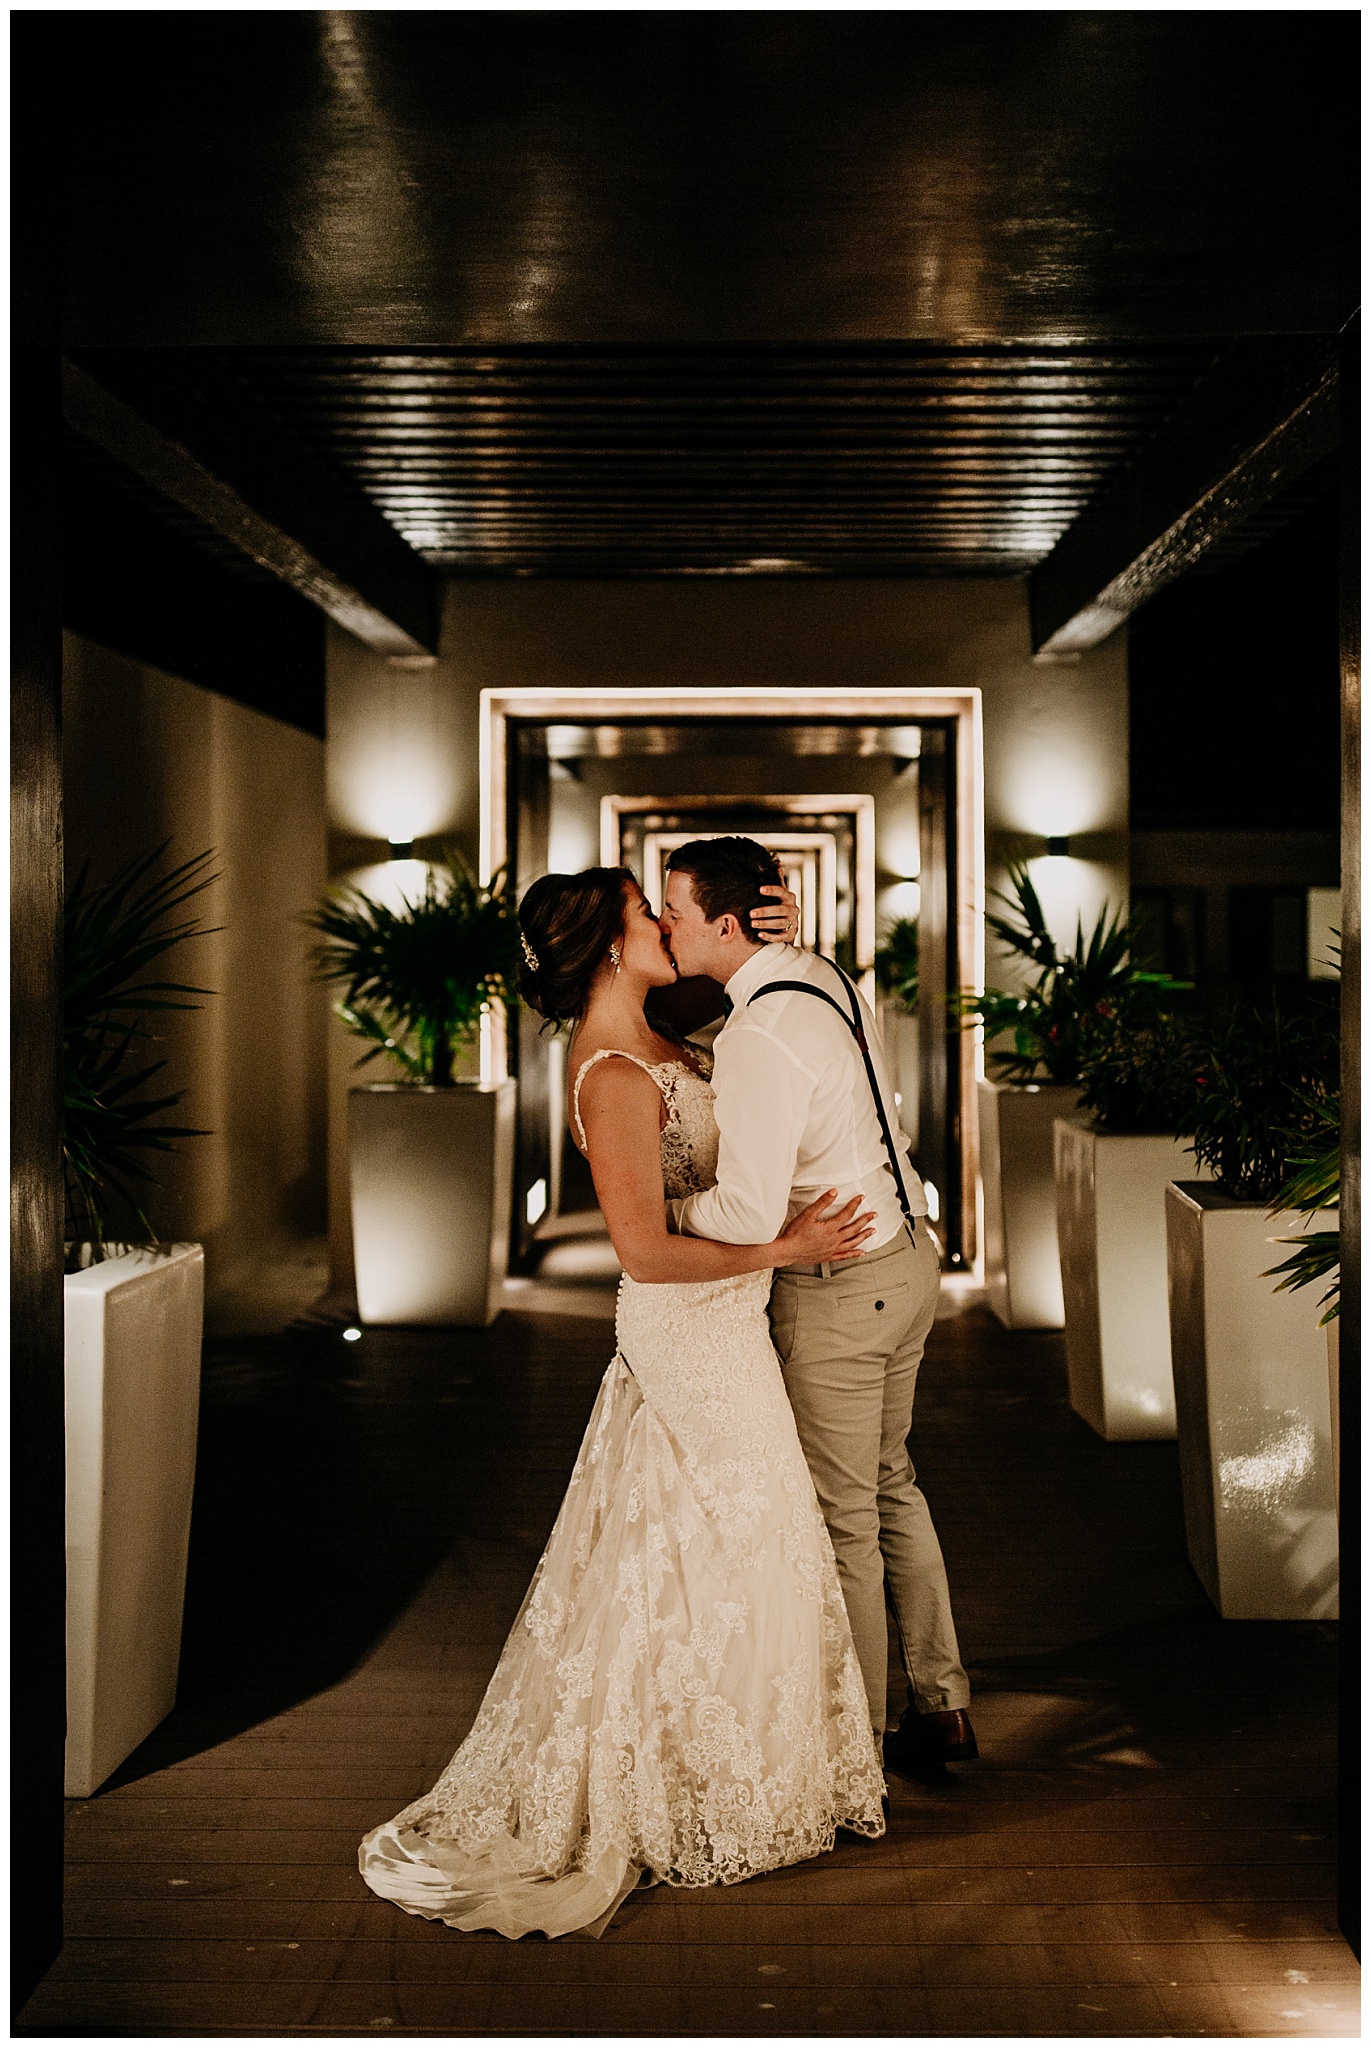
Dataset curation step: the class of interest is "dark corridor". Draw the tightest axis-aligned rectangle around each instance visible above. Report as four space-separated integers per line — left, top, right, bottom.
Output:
16 1298 1351 2037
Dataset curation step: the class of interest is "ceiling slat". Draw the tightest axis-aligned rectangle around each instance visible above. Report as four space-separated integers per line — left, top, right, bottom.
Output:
75 340 1330 582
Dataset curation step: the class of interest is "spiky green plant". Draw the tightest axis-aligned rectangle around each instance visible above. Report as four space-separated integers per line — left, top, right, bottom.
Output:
1264 1081 1340 1322
310 851 520 1086
1188 1000 1339 1205
1075 1000 1203 1135
875 915 920 1014
63 844 219 1253
957 862 1188 1085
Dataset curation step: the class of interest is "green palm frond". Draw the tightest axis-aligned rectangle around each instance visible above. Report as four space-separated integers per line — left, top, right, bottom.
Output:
1265 1232 1341 1323
1272 1082 1340 1213
984 862 1059 976
335 1000 426 1081
65 843 219 1029
1261 1074 1340 1318
63 844 219 1251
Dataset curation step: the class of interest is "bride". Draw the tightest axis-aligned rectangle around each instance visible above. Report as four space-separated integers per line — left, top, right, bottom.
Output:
359 866 887 1939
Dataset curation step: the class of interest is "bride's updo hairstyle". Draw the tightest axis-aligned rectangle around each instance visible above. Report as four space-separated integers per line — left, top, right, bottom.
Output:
517 867 636 1024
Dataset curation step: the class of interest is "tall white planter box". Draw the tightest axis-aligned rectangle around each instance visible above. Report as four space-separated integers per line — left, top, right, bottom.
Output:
1165 1182 1339 1621
1327 1320 1340 1517
1055 1122 1204 1441
65 1243 204 1798
349 1080 516 1326
978 1079 1079 1328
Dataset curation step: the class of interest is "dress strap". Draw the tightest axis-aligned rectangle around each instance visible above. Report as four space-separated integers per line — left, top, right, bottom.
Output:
570 1049 674 1150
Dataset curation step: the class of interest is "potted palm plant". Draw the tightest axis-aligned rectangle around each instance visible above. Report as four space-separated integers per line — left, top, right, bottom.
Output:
962 864 1184 1329
1054 1002 1207 1442
1164 1001 1339 1620
311 853 520 1327
62 844 217 1797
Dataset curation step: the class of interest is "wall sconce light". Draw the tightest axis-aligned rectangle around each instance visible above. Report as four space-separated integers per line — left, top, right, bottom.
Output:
388 840 415 861
1045 836 1072 858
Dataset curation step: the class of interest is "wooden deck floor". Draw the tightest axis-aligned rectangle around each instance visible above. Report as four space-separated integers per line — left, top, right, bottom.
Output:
17 1292 1357 2038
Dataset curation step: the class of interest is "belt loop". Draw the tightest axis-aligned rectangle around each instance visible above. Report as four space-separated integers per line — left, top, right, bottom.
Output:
819 1260 832 1280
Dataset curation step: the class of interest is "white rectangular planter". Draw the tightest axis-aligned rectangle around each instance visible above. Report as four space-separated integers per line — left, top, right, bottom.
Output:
978 1079 1080 1328
65 1243 204 1798
1165 1182 1338 1621
1055 1122 1204 1441
349 1081 516 1326
1327 1318 1340 1519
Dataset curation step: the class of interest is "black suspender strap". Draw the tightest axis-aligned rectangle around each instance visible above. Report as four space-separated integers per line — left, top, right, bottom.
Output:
743 962 919 1238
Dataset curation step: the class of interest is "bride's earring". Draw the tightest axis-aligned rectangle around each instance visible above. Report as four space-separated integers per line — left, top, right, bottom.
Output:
609 942 622 977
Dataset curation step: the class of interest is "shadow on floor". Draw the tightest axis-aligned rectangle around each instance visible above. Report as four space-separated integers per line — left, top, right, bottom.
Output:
97 1307 618 1791
30 1296 1350 2040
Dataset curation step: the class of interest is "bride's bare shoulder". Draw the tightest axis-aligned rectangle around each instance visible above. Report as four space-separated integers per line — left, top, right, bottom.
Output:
569 1043 664 1108
569 1045 669 1158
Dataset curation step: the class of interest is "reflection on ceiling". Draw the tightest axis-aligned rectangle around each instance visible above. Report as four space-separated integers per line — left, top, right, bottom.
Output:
537 722 925 760
47 14 1355 347
76 344 1219 580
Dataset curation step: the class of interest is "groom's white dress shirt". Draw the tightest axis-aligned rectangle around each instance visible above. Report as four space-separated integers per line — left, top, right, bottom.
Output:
670 944 928 1253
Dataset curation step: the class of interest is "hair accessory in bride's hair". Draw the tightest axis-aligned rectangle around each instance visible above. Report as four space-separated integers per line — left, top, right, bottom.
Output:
520 930 540 972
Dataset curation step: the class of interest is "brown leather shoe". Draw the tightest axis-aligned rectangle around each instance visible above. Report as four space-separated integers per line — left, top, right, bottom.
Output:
883 1707 979 1772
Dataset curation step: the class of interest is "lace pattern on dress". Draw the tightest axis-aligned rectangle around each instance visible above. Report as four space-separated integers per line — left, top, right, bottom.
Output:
358 1040 884 1941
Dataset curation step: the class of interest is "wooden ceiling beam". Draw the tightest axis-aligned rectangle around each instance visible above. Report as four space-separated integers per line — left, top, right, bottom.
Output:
1028 341 1339 658
61 359 440 655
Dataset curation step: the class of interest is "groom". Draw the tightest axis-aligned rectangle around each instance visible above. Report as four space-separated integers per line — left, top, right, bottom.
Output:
659 835 976 1771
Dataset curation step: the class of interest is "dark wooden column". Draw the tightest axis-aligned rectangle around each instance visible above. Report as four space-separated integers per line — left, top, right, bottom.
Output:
10 345 66 2010
1029 341 1340 657
1337 312 1360 1959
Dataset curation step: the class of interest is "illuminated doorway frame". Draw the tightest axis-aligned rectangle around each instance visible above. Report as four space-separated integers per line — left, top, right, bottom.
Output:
603 792 877 972
480 687 985 1265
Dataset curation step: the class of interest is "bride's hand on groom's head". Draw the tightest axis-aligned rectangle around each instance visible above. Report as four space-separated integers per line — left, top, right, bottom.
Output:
752 882 800 945
776 1190 876 1266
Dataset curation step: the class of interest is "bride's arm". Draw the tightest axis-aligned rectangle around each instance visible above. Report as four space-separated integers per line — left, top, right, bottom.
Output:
577 1061 873 1284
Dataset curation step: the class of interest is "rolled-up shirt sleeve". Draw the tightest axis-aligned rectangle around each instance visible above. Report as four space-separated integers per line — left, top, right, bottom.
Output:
671 1022 816 1245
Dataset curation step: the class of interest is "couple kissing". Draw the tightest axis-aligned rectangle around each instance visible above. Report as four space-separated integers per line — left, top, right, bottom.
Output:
360 835 973 1940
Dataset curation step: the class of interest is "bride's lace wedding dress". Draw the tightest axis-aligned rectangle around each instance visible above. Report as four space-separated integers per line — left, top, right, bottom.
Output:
359 1051 885 1939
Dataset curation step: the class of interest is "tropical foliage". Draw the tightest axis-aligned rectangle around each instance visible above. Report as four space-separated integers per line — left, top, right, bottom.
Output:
959 862 1188 1086
874 914 919 1014
1263 1078 1341 1322
1075 1000 1203 1136
1187 998 1339 1206
310 851 520 1086
63 844 218 1252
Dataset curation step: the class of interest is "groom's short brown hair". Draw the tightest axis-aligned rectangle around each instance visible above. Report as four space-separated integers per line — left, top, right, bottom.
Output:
665 837 783 942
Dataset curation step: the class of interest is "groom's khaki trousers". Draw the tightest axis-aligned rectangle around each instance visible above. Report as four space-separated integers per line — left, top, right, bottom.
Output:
769 1217 970 1731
